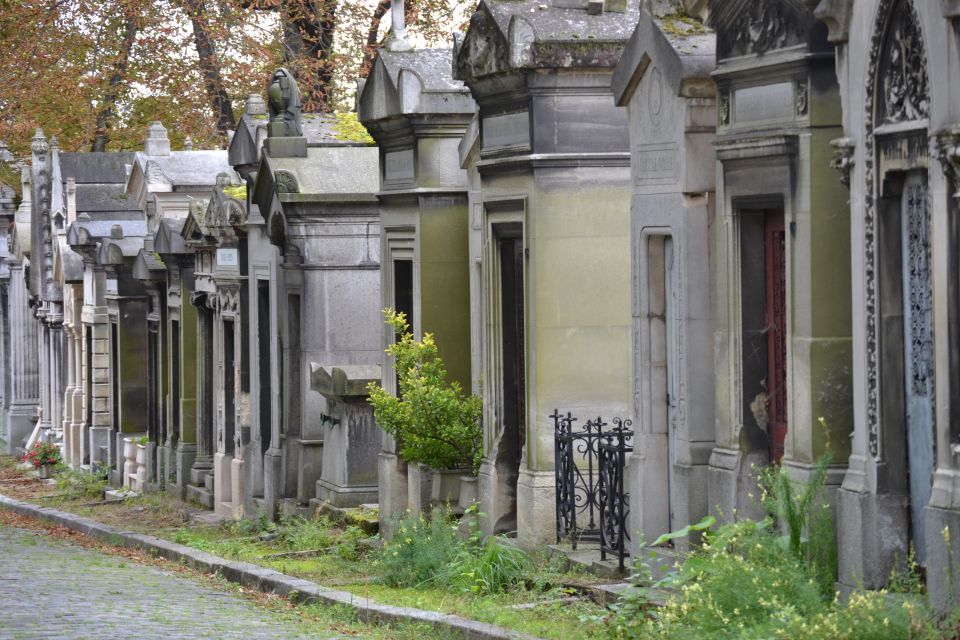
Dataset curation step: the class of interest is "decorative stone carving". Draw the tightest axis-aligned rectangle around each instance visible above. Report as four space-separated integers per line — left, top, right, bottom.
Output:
796 77 809 116
274 170 300 194
934 126 960 203
862 0 930 459
814 0 854 43
714 0 810 59
267 68 303 138
719 91 730 126
218 285 240 315
830 137 856 187
145 161 172 187
508 16 535 67
877 0 929 125
453 7 509 81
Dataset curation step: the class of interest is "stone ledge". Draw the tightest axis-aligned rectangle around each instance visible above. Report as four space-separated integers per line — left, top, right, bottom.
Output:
0 492 542 640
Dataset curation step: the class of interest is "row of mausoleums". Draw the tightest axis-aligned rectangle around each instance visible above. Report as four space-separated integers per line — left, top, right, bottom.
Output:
0 0 959 610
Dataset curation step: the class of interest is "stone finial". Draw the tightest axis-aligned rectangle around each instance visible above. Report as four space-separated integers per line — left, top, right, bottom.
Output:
77 212 91 222
246 93 267 116
66 177 76 225
386 0 412 51
0 141 11 162
184 136 194 151
32 128 48 154
110 224 123 239
267 68 303 137
145 121 171 156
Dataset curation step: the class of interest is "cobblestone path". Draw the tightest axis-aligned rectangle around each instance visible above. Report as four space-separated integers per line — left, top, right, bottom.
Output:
0 525 341 640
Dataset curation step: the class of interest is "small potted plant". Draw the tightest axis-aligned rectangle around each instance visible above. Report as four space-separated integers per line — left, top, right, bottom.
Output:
368 309 482 510
23 441 62 479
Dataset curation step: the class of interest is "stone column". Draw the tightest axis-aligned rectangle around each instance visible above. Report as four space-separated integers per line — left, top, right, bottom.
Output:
62 325 75 465
49 317 64 441
3 264 39 453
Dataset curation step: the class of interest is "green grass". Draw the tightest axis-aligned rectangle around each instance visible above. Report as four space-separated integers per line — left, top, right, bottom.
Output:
168 515 608 639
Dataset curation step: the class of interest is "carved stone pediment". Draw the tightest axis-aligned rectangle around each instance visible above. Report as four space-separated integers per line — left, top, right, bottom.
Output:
144 160 172 187
875 0 929 126
453 5 510 82
205 187 246 231
711 0 814 59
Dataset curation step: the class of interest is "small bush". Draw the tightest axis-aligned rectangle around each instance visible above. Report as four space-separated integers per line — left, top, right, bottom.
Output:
278 516 334 551
55 468 107 500
376 511 463 588
451 536 532 595
367 309 483 474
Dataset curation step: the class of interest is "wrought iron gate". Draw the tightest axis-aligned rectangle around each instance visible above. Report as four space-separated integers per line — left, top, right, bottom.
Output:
553 410 633 569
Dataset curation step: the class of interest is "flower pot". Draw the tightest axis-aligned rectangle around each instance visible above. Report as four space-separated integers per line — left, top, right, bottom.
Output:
135 444 147 466
37 464 53 480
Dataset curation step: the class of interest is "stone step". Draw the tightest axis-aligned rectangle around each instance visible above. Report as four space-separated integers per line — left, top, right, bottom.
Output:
185 483 214 509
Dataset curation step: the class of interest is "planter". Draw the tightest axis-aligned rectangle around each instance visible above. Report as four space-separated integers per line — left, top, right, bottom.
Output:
122 437 138 489
431 467 468 505
132 444 149 492
37 464 54 480
457 475 479 510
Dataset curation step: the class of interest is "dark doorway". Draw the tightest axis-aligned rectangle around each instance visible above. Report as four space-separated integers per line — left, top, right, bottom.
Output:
147 322 159 443
224 320 236 457
257 281 271 458
740 208 788 463
85 327 93 431
495 232 525 534
201 309 214 461
393 259 413 391
765 211 788 464
111 321 120 433
171 319 181 439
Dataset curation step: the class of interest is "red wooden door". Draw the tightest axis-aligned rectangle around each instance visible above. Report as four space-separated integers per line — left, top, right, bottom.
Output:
765 211 788 464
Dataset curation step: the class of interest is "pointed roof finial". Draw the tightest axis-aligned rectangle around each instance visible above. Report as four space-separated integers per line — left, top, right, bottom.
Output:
386 0 412 51
145 121 171 156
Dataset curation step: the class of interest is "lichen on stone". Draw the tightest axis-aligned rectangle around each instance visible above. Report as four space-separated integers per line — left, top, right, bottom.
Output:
659 11 707 38
333 112 375 144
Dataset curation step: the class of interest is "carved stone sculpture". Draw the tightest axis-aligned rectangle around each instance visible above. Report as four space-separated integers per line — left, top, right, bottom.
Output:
267 68 303 138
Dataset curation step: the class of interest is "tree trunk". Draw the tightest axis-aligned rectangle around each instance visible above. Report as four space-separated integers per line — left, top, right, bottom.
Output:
361 0 391 76
281 0 337 112
182 0 236 140
90 17 138 152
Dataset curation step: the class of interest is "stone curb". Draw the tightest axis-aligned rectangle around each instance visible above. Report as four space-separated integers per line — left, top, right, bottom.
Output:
0 494 542 640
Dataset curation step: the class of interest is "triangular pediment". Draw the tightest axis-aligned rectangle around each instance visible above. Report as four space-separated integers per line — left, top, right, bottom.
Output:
453 3 511 82
710 0 815 60
359 56 402 122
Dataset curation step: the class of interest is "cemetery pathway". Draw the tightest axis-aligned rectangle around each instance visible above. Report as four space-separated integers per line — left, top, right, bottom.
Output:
0 525 345 640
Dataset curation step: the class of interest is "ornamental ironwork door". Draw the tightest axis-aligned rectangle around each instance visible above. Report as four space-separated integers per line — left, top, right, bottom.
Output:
902 172 935 564
765 211 788 464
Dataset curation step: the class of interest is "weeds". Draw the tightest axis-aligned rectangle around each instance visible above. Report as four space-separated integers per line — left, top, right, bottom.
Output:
54 468 108 500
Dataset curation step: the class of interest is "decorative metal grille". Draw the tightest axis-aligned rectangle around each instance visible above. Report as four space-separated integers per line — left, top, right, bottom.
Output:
553 410 633 569
906 183 932 396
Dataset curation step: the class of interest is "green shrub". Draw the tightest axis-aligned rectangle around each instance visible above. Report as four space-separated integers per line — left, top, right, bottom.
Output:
757 452 837 598
451 536 532 595
336 525 367 561
54 468 107 499
367 309 483 474
278 516 334 551
376 510 463 588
